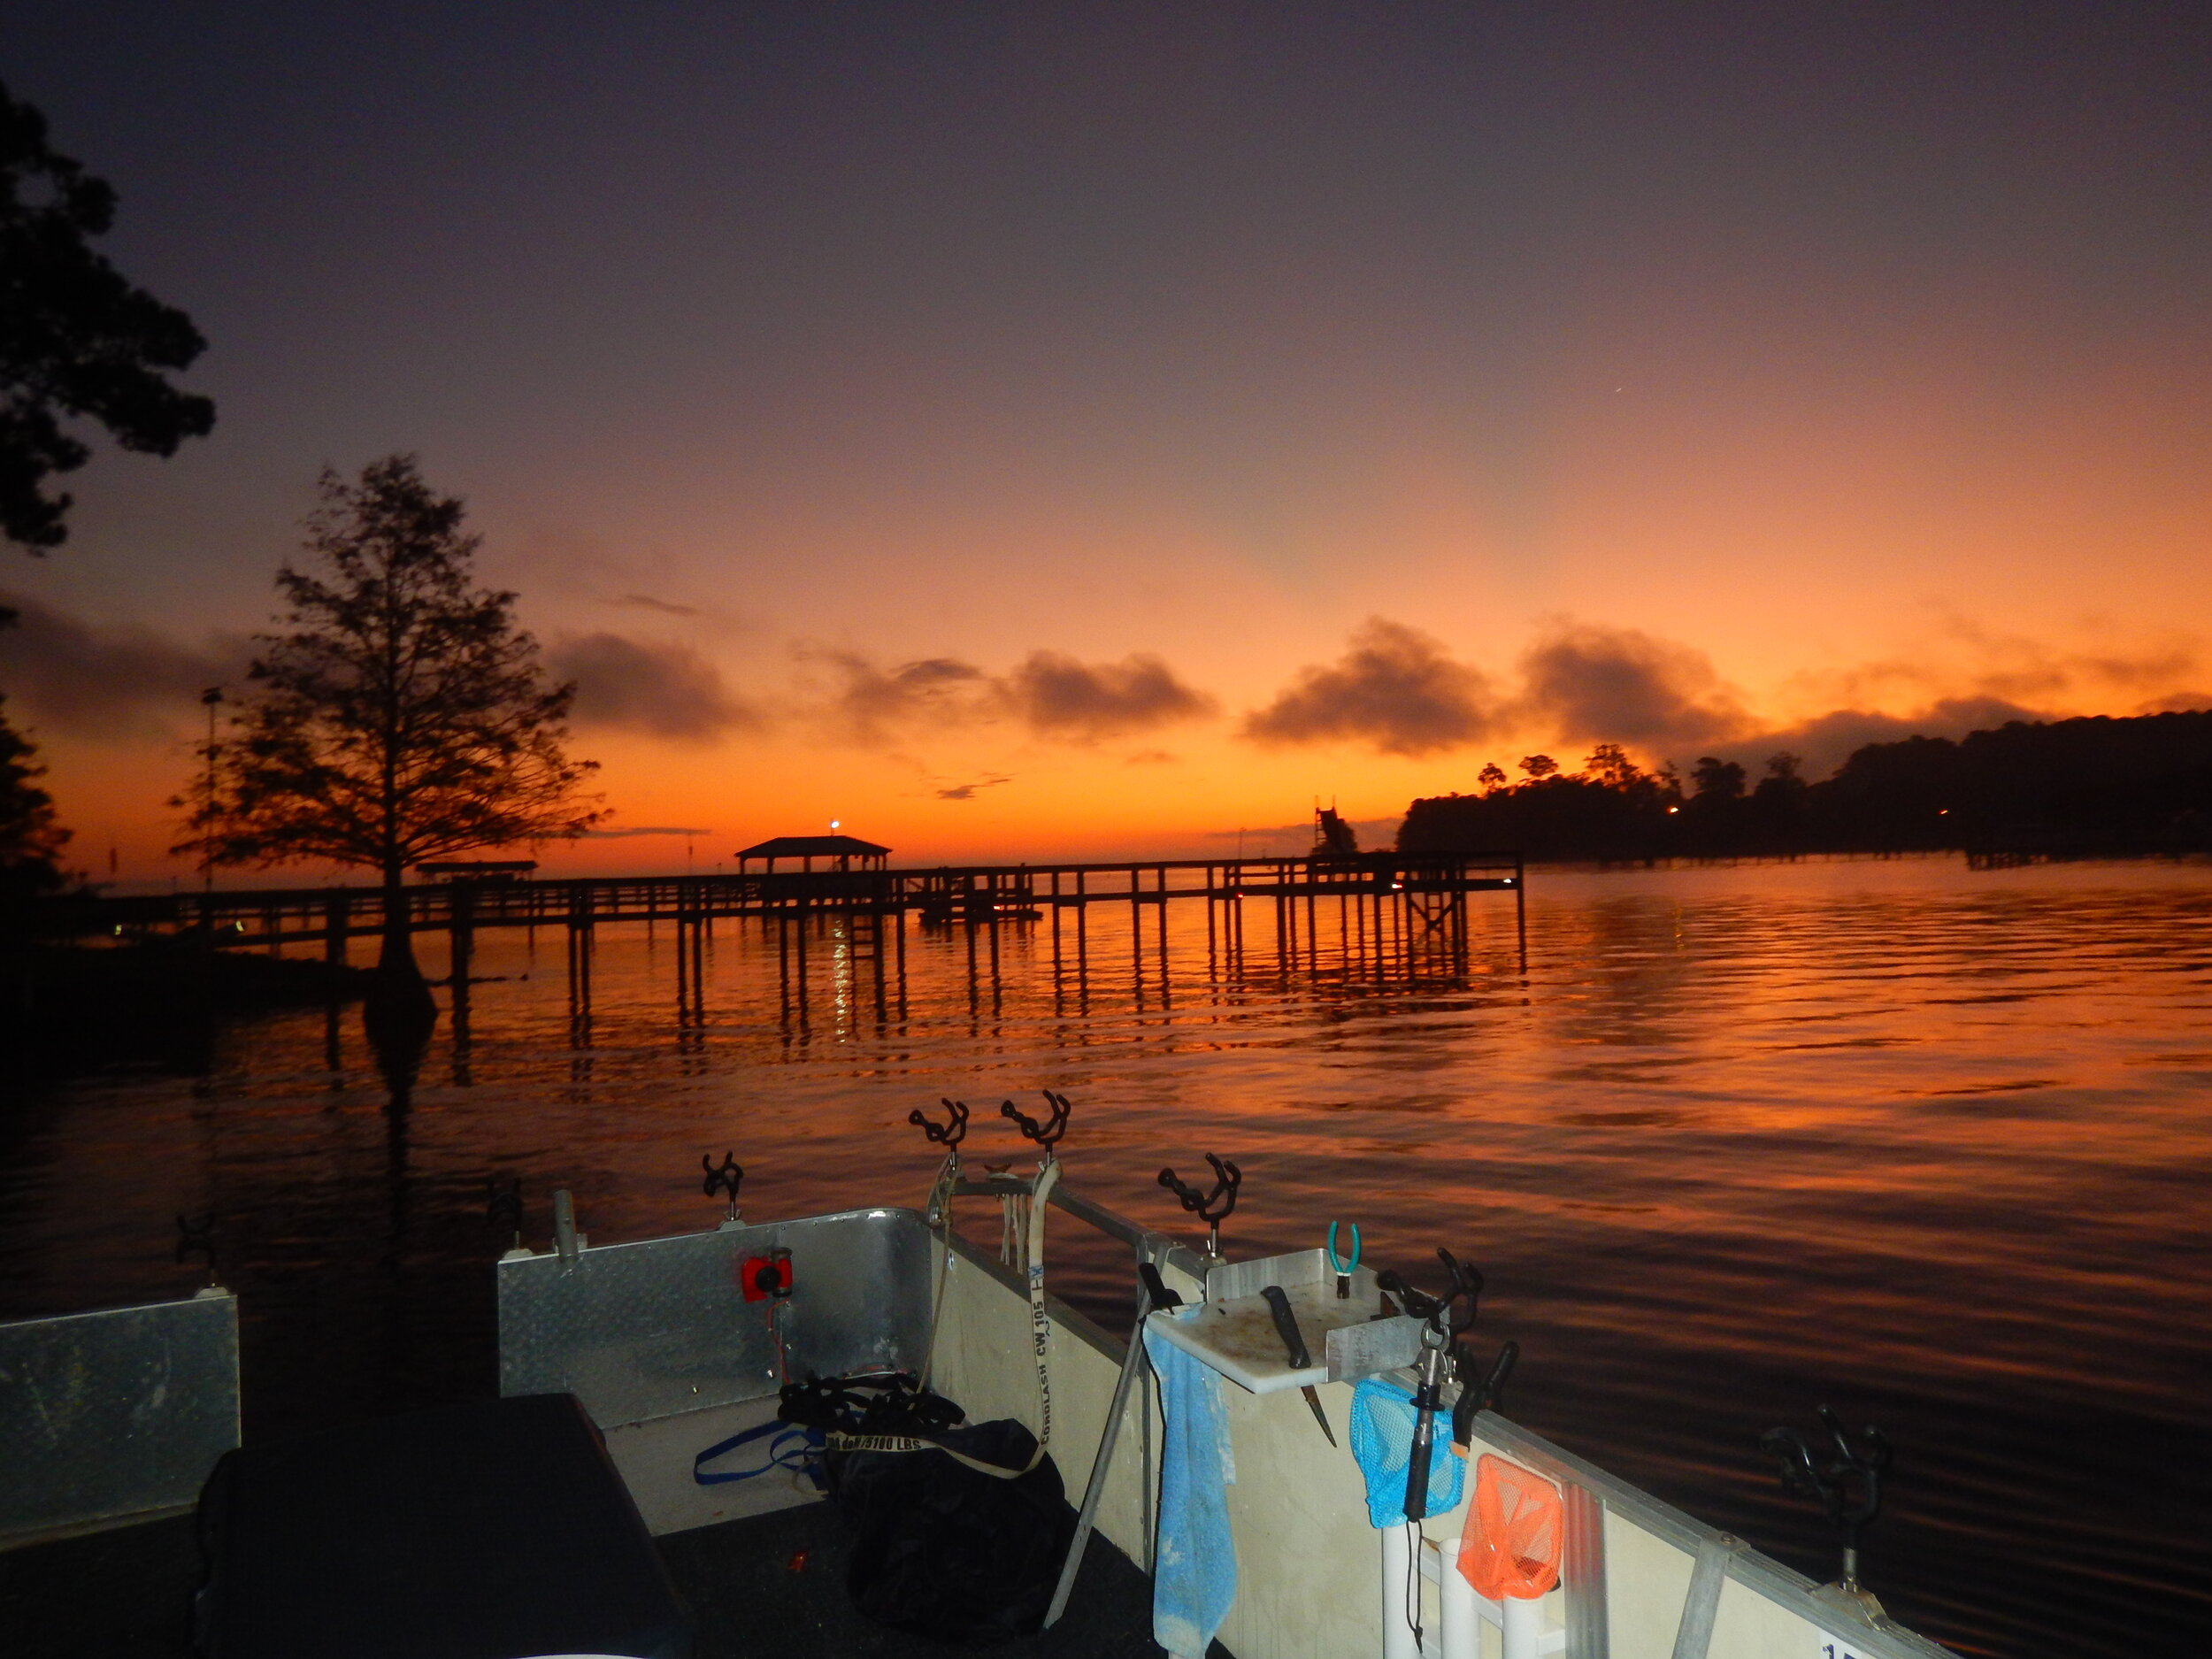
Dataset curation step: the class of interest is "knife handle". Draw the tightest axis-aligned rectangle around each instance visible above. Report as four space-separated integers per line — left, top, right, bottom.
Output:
1260 1284 1311 1370
1139 1262 1182 1312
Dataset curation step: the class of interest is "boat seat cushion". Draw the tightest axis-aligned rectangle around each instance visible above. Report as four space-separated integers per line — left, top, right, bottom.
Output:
196 1392 692 1659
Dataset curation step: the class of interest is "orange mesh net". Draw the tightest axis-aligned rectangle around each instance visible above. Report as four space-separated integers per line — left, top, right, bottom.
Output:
1457 1454 1563 1601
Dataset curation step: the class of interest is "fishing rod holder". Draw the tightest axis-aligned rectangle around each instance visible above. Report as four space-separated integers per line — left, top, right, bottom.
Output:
1760 1405 1891 1595
1450 1338 1519 1447
1001 1089 1072 1158
1376 1247 1483 1340
1158 1153 1240 1258
909 1097 970 1152
701 1152 745 1225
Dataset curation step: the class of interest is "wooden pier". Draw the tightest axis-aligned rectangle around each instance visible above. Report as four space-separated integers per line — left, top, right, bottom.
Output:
39 850 1526 1028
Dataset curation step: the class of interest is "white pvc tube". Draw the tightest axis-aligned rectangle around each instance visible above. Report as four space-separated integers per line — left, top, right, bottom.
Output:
1380 1524 1419 1659
1502 1591 1541 1659
1439 1545 1477 1659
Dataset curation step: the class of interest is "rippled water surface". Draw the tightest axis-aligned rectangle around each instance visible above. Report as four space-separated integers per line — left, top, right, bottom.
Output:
5 856 2208 1656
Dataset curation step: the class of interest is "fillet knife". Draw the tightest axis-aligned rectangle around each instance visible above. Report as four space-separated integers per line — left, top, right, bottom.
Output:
1260 1284 1338 1447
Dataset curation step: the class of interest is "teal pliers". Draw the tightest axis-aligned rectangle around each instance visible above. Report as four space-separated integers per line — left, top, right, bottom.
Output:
1326 1220 1361 1299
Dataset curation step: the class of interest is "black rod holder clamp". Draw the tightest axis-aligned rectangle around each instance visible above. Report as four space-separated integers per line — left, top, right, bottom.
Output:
1760 1405 1891 1594
909 1097 970 1151
1451 1338 1519 1448
701 1152 744 1224
1002 1090 1071 1157
1158 1153 1240 1257
1376 1247 1484 1339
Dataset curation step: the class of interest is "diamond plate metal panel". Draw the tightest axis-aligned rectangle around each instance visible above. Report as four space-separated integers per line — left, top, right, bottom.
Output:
496 1206 933 1427
0 1289 241 1541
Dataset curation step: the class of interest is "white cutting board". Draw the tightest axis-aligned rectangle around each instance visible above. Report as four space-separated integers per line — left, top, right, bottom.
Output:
1147 1250 1422 1394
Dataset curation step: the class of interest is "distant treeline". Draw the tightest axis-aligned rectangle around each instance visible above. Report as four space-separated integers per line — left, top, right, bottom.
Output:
1398 712 2212 863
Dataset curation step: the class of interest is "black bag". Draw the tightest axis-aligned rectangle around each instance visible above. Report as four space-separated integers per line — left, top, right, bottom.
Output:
779 1373 1074 1646
834 1417 1074 1645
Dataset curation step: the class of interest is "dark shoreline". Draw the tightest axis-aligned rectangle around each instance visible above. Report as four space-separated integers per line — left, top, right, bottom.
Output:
1 940 373 1087
1522 847 2212 873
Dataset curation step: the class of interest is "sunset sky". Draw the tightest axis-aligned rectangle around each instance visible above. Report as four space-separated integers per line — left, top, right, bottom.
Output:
5 3 2209 879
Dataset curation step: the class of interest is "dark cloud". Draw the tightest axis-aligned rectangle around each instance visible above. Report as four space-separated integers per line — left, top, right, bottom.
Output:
1003 650 1215 741
826 649 1213 745
1716 696 2050 779
2073 647 2200 692
1241 618 1494 757
829 654 994 743
1124 749 1179 765
0 592 243 737
1515 623 1747 749
1810 622 2203 710
547 633 754 741
2135 691 2212 714
579 825 713 839
935 774 1011 801
613 593 701 618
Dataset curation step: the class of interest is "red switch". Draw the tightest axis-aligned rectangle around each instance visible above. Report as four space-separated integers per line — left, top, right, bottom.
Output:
739 1250 792 1302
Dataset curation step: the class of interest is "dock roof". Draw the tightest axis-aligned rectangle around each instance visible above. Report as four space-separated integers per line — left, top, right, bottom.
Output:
733 834 891 860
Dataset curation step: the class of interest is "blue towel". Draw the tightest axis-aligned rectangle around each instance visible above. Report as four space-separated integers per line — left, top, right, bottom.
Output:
1145 1311 1237 1659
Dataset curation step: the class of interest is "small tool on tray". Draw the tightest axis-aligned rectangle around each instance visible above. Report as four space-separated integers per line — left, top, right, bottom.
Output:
1260 1284 1338 1447
1326 1220 1360 1299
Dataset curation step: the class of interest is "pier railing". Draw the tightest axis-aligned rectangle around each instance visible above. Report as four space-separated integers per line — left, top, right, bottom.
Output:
31 851 1526 1018
35 850 1523 951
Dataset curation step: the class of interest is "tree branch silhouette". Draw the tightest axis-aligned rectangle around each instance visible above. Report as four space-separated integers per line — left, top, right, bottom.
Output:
173 457 603 995
1 83 214 551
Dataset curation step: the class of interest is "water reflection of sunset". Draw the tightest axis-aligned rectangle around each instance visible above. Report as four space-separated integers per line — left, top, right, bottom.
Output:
4 857 2207 1654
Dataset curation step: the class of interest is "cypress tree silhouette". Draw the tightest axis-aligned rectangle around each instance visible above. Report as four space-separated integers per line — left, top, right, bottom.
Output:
175 457 603 1012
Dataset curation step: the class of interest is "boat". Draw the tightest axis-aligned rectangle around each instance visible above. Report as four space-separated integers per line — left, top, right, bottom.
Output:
1 1095 1954 1659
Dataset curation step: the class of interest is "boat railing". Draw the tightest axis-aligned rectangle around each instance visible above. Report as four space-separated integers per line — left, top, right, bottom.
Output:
936 1172 1958 1659
487 1173 1955 1659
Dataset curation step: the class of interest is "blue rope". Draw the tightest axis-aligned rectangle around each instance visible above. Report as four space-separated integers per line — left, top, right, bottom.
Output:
693 1420 825 1486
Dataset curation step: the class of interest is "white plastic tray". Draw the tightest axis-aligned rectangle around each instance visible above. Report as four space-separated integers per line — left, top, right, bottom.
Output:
1146 1248 1423 1394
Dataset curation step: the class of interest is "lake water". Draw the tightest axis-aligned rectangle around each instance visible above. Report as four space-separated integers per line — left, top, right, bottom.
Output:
4 856 2208 1657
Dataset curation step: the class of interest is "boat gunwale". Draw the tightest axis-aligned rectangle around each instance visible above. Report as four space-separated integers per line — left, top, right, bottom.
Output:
997 1180 1957 1659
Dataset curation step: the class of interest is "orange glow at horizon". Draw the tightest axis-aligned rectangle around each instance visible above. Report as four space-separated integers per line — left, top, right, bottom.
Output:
8 9 2212 887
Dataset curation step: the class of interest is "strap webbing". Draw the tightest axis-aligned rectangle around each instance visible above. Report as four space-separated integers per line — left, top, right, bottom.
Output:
693 1420 823 1486
1024 1157 1062 1460
915 1153 1062 1477
919 1150 960 1389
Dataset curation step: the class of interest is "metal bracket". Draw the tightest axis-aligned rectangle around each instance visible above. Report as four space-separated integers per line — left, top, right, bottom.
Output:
552 1187 585 1267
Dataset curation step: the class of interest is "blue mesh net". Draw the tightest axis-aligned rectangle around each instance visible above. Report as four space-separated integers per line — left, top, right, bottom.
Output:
1349 1376 1466 1528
